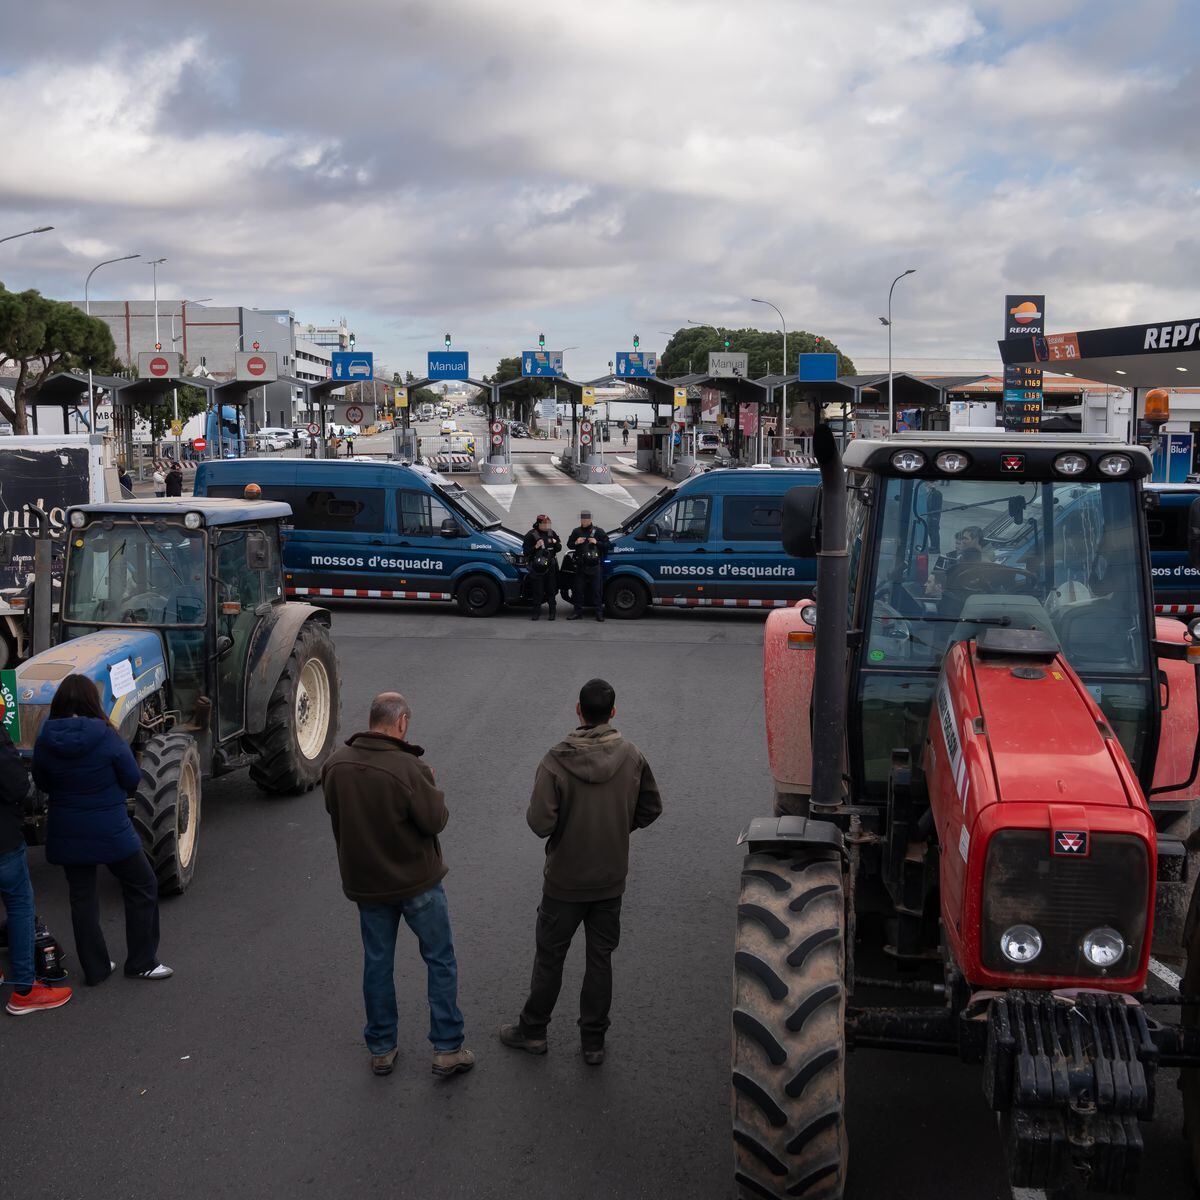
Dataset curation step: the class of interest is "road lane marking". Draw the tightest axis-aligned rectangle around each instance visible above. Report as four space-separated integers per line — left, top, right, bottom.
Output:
1149 956 1182 990
582 482 638 508
481 483 517 510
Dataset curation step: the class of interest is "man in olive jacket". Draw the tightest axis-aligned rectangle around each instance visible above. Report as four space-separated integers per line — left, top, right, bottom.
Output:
322 692 474 1079
500 678 661 1064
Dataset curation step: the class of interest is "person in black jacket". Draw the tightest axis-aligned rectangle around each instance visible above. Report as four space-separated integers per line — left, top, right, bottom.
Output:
32 674 171 985
566 510 610 621
0 725 73 1015
522 514 562 621
164 460 184 497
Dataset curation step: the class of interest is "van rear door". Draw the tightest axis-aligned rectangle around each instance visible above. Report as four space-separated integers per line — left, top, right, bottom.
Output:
1149 493 1200 614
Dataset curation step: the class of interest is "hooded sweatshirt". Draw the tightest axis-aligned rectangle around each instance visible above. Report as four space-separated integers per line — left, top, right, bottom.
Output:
322 732 449 904
527 723 661 902
32 716 142 865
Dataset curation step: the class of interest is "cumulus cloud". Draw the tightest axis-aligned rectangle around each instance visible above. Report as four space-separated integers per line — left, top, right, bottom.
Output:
0 0 1196 376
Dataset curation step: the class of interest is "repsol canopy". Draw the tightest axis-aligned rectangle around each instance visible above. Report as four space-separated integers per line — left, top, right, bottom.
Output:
998 316 1200 388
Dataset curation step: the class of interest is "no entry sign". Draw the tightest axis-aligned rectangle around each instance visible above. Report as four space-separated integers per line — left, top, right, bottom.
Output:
245 355 267 377
138 351 181 379
192 437 207 452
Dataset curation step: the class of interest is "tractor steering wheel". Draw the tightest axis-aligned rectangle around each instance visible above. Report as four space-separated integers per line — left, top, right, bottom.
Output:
945 561 1036 597
121 591 169 623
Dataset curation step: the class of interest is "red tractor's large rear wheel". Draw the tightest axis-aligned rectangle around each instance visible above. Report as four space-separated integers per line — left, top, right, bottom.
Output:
732 852 848 1200
1182 873 1200 1184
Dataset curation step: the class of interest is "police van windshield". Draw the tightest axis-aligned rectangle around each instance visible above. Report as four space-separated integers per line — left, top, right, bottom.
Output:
619 487 673 533
435 482 501 530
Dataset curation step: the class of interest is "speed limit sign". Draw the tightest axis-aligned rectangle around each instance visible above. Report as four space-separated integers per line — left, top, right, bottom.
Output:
345 405 364 425
490 420 504 435
580 431 592 446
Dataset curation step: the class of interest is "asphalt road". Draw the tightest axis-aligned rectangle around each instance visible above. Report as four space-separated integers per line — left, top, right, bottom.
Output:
2 470 1196 1199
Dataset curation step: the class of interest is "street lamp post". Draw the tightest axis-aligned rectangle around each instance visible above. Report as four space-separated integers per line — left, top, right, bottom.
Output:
147 257 166 350
750 298 787 448
170 298 211 457
84 252 140 432
882 269 916 433
0 225 53 246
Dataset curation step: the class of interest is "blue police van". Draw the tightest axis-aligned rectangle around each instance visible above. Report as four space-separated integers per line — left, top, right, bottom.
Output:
560 466 821 618
194 459 527 616
1145 483 1200 616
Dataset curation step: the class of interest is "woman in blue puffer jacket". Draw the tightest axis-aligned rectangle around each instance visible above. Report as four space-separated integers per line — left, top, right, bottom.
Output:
33 674 173 986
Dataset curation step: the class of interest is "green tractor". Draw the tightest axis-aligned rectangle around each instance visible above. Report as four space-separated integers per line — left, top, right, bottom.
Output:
12 498 341 892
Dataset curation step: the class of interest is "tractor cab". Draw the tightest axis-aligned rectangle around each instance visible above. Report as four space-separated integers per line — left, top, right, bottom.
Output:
58 498 291 745
838 433 1158 797
16 497 340 894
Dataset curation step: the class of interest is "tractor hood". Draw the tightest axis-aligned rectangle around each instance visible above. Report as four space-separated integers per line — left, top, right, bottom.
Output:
13 630 168 750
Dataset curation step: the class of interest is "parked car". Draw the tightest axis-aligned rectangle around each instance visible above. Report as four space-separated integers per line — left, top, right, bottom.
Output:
251 432 291 452
697 431 722 452
510 422 531 438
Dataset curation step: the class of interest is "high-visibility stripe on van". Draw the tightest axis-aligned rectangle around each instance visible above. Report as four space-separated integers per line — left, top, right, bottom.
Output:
652 597 792 609
288 587 453 601
1156 603 1198 615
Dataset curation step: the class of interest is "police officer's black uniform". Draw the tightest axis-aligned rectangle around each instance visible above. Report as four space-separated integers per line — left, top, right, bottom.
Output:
566 514 611 621
522 519 562 620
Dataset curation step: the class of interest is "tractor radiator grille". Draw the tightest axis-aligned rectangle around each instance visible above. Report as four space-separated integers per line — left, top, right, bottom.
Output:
980 831 1149 978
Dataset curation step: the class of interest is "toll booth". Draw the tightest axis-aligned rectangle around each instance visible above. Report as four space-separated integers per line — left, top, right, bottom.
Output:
635 425 674 475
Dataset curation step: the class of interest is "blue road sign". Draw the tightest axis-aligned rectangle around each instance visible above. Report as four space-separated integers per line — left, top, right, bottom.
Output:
332 351 373 381
522 350 563 377
614 351 657 378
427 351 470 380
797 352 838 382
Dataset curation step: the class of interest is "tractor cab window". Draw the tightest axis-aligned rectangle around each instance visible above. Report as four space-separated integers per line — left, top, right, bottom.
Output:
857 476 1152 793
64 521 206 627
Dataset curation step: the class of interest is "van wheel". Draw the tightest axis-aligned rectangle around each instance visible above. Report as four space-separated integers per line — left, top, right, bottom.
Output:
605 577 649 620
457 574 502 617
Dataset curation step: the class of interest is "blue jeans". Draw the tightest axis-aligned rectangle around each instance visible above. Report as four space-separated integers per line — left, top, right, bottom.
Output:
0 845 36 989
358 882 464 1055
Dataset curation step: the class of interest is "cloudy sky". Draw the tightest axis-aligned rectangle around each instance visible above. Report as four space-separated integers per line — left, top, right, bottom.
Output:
1 0 1196 378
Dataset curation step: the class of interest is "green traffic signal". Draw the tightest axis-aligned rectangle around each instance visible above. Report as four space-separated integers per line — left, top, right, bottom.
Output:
538 332 546 349
633 334 640 349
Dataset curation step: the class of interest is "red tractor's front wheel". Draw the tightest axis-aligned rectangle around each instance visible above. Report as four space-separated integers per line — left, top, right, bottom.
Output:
1182 873 1200 1184
732 852 848 1200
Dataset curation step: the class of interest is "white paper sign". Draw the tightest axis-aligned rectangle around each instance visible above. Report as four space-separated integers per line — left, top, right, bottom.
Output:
109 659 135 699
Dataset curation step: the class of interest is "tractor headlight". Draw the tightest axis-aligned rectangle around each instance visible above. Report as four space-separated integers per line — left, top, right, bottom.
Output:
999 925 1043 965
800 603 818 627
69 511 86 528
184 512 203 530
1053 452 1089 476
934 450 970 474
890 450 925 473
1098 453 1132 477
1081 927 1125 969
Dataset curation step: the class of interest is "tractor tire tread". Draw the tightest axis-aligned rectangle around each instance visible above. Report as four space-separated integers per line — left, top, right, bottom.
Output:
733 852 847 1200
130 732 200 895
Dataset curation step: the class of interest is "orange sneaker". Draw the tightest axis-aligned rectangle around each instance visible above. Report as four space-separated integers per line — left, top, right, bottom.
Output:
6 982 73 1016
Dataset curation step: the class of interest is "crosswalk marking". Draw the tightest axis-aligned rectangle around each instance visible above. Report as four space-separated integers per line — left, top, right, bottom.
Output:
480 483 517 510
582 481 638 508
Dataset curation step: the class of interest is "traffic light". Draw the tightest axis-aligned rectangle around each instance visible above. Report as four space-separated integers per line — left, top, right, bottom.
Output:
444 332 452 349
538 332 545 350
633 334 640 349
724 337 731 351
154 342 162 351
349 332 356 350
252 340 260 351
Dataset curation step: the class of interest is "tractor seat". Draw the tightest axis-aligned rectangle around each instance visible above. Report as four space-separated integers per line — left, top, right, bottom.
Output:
1054 598 1138 673
947 594 1058 653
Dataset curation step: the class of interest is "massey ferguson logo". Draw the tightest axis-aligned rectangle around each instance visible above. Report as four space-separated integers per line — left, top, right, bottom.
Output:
1054 830 1088 855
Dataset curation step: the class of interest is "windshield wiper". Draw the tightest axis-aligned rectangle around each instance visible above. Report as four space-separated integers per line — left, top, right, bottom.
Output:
129 517 184 588
894 614 1012 625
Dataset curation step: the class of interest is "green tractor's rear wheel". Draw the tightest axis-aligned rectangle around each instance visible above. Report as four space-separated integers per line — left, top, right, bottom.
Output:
733 852 848 1200
132 731 202 895
249 621 340 794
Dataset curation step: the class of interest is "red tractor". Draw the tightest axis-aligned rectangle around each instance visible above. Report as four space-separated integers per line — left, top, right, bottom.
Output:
734 427 1200 1197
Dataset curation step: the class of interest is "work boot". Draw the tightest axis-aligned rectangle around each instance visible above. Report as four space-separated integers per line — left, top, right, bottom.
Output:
531 609 540 621
432 1047 476 1076
595 611 605 622
499 1024 547 1055
371 1048 399 1076
582 1046 605 1066
566 612 583 621
548 608 556 621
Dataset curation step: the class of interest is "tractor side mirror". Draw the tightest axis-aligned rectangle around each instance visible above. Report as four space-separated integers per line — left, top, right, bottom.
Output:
216 634 235 660
0 531 15 567
1188 496 1200 568
245 532 270 571
1008 496 1026 524
782 485 821 559
440 517 462 539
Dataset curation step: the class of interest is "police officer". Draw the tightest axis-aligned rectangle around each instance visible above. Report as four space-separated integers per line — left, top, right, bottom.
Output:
566 510 610 622
523 514 562 622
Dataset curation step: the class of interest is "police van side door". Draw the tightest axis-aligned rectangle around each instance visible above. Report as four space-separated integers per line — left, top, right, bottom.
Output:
283 484 387 597
634 494 715 600
710 492 810 604
393 489 464 598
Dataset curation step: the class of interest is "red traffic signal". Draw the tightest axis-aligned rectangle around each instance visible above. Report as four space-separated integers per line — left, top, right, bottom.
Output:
252 340 260 351
154 342 162 351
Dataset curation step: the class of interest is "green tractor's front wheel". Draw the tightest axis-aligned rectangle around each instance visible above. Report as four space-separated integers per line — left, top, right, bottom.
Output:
132 731 202 895
249 621 340 794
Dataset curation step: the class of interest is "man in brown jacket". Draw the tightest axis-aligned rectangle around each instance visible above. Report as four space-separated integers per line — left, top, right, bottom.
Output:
500 678 661 1064
322 692 474 1078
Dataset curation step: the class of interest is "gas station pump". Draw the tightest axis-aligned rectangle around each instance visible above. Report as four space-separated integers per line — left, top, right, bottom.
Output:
480 417 513 483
